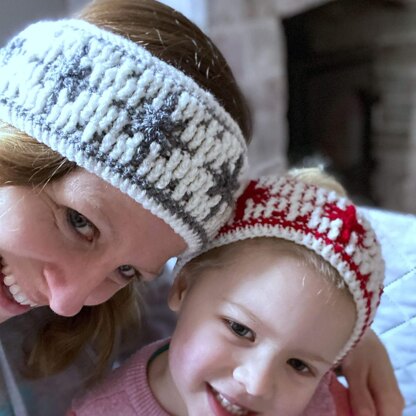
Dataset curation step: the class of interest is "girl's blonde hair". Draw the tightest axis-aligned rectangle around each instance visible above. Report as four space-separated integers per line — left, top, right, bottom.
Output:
0 0 251 378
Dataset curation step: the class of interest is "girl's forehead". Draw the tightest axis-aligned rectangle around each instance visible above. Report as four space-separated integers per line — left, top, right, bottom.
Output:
196 245 328 295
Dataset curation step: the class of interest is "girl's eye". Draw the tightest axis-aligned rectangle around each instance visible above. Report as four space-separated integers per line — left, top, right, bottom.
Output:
67 208 97 241
287 358 312 375
118 265 139 280
225 319 255 342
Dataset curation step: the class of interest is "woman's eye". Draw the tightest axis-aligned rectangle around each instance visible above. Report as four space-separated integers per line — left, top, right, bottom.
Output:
118 265 139 280
225 319 255 341
287 358 311 375
67 209 96 241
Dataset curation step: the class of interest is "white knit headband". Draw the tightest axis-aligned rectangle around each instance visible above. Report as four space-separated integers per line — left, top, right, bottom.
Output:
0 19 248 254
176 175 385 363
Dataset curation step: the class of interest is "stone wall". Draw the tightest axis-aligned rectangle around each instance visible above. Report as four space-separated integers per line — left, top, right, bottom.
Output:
305 1 416 213
202 0 331 177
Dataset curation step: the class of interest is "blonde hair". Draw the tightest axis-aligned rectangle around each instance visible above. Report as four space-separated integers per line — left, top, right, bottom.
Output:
0 0 251 378
179 167 350 293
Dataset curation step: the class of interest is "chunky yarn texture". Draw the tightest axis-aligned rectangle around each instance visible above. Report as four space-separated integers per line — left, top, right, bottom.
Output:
0 20 247 253
177 175 385 363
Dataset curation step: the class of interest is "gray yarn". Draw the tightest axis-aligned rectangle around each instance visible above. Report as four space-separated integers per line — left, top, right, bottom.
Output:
0 19 248 254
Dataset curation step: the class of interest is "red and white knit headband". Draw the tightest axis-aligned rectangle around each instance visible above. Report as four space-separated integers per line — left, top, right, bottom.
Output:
177 175 385 362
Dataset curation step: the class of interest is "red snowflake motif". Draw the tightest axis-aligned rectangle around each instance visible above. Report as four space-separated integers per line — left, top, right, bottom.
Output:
326 204 365 245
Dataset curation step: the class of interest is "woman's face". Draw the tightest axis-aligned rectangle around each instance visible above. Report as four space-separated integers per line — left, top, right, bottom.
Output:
0 169 186 322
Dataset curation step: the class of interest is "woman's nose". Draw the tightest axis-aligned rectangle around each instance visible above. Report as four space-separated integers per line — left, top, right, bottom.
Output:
42 257 109 316
233 356 276 399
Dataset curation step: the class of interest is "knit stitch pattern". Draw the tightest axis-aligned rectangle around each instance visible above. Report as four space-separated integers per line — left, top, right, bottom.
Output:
177 175 385 363
71 339 170 415
0 19 247 253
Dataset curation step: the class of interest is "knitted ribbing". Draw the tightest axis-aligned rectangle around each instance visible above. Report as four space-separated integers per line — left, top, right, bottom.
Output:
176 175 385 363
0 20 247 254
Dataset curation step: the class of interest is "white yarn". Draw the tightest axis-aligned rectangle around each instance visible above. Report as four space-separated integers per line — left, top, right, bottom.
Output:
0 19 248 254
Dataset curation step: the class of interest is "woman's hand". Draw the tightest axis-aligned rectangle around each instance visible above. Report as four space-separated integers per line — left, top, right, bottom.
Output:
341 329 405 416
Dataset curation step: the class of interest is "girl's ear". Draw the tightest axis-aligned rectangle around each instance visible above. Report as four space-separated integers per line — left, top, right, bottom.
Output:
168 273 189 312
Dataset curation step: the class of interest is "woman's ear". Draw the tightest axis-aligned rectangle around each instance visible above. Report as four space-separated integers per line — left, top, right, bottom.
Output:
168 273 189 312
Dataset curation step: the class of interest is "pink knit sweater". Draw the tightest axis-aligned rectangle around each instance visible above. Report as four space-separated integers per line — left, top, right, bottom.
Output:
69 339 353 416
69 339 170 416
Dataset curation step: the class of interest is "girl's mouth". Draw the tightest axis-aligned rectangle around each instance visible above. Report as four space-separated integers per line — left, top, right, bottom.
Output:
1 262 38 308
208 385 257 416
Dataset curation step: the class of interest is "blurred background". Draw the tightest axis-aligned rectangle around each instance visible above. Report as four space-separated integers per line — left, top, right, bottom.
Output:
2 0 416 214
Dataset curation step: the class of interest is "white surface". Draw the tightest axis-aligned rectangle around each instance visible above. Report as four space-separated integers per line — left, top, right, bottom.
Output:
361 207 416 414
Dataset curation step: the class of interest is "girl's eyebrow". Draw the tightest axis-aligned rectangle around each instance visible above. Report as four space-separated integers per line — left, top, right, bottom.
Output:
294 351 332 366
225 300 261 327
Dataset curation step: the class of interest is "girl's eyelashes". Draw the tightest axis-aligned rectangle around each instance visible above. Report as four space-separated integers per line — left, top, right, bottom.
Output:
287 358 313 376
224 319 256 342
67 208 97 241
118 264 141 281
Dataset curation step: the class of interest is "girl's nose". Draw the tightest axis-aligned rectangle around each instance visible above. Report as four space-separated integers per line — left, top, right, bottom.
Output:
43 258 109 317
233 356 276 399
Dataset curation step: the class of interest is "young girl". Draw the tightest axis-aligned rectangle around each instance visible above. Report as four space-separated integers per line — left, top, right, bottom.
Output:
69 168 385 415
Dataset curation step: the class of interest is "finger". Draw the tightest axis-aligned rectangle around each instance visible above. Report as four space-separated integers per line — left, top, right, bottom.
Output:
348 378 376 416
342 360 375 416
375 395 405 416
368 367 405 416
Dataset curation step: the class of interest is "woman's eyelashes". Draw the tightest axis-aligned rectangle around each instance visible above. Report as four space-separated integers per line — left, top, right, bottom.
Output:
66 208 98 242
66 209 141 283
117 264 141 281
224 319 256 342
287 358 314 376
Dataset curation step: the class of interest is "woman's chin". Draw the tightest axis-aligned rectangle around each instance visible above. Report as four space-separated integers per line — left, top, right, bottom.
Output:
0 311 14 325
0 306 30 323
0 300 41 325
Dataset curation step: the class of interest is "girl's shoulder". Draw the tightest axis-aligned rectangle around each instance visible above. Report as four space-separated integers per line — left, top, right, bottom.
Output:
70 339 170 416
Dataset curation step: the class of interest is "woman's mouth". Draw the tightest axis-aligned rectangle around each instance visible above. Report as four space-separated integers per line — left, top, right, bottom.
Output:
209 385 257 416
1 263 38 308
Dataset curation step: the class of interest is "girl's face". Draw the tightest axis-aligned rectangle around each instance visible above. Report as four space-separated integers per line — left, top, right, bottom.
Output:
165 244 356 416
0 169 186 322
